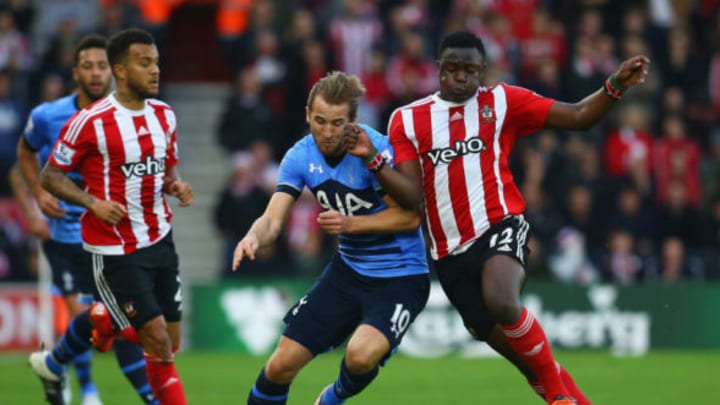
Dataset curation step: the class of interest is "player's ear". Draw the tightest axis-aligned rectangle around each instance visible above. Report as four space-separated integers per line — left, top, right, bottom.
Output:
112 63 125 81
305 106 310 124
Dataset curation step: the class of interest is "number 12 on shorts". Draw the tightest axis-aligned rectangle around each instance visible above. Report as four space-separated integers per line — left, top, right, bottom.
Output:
489 227 514 252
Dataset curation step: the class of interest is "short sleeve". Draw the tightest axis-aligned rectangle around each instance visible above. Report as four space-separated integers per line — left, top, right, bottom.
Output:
275 145 305 199
387 108 419 165
503 84 554 136
47 111 93 172
164 108 179 167
23 106 47 151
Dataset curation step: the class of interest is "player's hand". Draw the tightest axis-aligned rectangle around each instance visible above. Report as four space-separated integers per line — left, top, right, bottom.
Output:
27 214 50 240
614 55 650 88
35 188 65 219
88 198 127 225
343 123 375 160
232 235 259 271
317 209 348 235
166 180 193 207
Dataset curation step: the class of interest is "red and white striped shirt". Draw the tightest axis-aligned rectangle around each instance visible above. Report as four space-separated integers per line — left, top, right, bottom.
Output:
49 93 179 255
389 83 553 260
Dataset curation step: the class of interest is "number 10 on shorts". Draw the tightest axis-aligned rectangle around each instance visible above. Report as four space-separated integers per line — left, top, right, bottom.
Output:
389 303 411 338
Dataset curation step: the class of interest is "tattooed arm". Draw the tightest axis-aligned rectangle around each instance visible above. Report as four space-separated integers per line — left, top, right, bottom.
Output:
40 163 127 225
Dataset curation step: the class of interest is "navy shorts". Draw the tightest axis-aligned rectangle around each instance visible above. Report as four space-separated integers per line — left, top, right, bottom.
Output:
43 239 95 304
434 215 530 341
283 254 430 358
92 232 182 331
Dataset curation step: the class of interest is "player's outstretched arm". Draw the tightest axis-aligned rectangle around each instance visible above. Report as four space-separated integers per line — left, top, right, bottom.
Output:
344 123 423 211
40 163 127 225
545 55 650 130
317 196 421 235
232 192 294 271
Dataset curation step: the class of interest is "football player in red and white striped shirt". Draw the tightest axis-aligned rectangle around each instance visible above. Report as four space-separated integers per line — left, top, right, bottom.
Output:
41 28 192 405
384 32 649 404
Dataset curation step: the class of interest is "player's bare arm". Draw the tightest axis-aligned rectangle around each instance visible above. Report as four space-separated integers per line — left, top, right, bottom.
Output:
317 195 421 235
545 55 650 130
163 165 193 207
232 192 295 270
16 137 65 218
40 163 127 225
8 163 50 239
344 123 424 211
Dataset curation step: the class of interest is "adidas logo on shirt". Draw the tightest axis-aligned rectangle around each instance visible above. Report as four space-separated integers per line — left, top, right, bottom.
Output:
450 111 464 122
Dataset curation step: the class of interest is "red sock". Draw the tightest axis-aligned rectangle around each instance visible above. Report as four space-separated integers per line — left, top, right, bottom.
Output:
119 326 141 345
559 365 591 405
502 308 568 402
144 353 187 405
528 364 592 404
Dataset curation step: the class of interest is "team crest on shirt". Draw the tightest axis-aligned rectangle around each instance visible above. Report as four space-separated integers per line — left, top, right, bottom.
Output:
53 143 76 166
479 104 496 124
123 301 137 318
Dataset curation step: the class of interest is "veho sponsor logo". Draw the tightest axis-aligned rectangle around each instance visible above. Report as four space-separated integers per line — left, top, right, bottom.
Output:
426 136 486 165
120 156 165 178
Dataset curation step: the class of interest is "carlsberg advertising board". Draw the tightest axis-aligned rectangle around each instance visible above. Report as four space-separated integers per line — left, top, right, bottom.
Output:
190 281 720 356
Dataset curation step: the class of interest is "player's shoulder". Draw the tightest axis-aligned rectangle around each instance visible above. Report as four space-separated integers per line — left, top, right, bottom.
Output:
280 134 309 162
146 98 173 112
82 96 115 117
287 134 316 158
493 82 539 98
63 96 114 134
387 93 435 124
357 123 385 139
32 94 76 120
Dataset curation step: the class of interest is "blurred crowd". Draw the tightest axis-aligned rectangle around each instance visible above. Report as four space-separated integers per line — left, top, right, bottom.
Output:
1 0 719 285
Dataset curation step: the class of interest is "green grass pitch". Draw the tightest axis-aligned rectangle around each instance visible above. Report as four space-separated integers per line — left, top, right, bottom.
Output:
1 350 717 404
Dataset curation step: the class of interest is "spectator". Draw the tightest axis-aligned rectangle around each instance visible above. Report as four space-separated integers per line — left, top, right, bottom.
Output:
328 0 382 76
0 69 24 196
212 152 276 276
385 30 437 100
653 114 702 207
659 237 688 284
606 229 643 284
216 66 280 154
0 5 31 72
548 227 599 286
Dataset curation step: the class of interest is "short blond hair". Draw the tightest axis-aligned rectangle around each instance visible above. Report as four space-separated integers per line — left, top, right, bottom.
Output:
307 71 366 121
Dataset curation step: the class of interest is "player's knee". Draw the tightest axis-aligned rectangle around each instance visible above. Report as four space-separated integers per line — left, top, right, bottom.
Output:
486 297 523 325
344 350 380 374
138 320 173 359
264 357 301 384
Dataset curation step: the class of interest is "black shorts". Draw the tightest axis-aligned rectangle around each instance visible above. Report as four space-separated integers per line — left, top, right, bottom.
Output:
44 240 95 303
283 254 430 359
91 232 182 330
434 215 530 341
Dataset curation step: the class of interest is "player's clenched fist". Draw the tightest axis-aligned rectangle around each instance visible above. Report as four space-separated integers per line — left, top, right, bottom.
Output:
317 209 348 235
35 188 66 219
166 179 194 207
613 55 650 87
232 235 259 271
343 123 375 159
88 198 127 225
